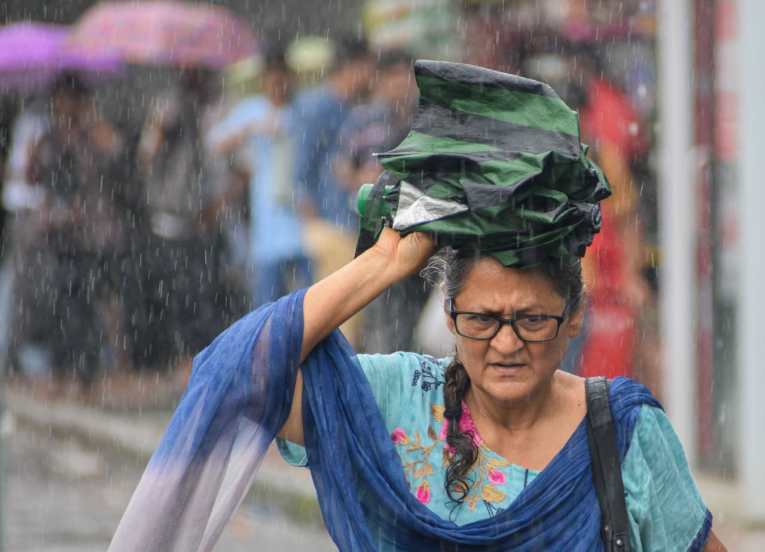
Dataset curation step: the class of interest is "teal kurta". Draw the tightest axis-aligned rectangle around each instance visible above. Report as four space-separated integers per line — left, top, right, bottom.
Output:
279 352 709 551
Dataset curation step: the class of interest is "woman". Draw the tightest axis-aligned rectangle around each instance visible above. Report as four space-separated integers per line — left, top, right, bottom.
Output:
277 226 722 551
109 61 725 551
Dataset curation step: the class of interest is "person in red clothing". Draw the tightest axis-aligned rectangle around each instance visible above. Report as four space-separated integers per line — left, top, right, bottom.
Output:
578 64 651 380
524 45 652 381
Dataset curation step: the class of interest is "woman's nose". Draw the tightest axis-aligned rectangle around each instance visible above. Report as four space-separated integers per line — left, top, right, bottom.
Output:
490 322 525 354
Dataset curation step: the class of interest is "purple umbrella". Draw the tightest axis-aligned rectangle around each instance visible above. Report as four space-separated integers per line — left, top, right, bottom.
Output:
0 22 123 93
68 1 257 68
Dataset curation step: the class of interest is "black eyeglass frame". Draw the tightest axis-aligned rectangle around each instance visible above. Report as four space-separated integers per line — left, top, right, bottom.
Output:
446 298 570 343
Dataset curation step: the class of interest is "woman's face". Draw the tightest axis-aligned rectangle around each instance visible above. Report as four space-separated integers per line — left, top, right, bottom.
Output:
446 257 584 405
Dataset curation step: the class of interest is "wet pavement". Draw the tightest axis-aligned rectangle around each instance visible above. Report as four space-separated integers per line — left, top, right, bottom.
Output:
1 418 335 552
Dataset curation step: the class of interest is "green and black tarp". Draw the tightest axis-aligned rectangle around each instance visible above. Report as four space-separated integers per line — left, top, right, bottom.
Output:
356 59 611 267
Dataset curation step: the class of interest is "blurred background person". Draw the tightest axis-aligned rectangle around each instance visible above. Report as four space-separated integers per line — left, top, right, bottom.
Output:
2 95 49 220
211 44 311 308
130 68 230 374
330 49 427 352
572 46 653 383
292 34 374 230
522 42 652 383
0 94 49 370
332 49 416 195
9 73 126 389
292 34 374 346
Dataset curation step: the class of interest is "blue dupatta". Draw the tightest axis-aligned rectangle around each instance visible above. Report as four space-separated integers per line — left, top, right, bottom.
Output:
108 289 659 551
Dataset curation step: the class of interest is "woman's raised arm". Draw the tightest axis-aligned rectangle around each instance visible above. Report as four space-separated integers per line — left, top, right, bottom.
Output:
278 228 435 444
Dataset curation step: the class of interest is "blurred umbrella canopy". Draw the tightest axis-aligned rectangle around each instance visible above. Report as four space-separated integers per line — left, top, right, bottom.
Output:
67 1 257 68
0 22 122 92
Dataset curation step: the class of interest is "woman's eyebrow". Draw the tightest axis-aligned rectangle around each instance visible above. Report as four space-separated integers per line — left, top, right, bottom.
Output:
468 303 549 315
515 303 569 316
513 306 548 315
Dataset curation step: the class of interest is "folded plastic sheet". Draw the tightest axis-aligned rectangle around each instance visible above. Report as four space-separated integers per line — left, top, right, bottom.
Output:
358 60 611 267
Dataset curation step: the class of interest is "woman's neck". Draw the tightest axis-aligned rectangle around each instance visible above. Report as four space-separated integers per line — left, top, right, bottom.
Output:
465 375 560 435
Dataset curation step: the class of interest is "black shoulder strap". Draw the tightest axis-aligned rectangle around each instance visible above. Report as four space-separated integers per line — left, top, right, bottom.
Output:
586 377 631 552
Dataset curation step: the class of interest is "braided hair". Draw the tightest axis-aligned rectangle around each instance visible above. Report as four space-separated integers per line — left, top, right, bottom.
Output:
421 248 584 504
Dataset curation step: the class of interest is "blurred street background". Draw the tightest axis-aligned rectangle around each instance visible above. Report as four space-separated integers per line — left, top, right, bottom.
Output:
0 0 764 550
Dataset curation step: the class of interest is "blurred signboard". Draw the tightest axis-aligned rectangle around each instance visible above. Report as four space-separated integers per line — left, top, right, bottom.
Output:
363 0 461 60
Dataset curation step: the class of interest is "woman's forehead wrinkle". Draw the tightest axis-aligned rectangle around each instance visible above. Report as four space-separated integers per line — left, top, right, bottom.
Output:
462 289 547 315
458 260 563 313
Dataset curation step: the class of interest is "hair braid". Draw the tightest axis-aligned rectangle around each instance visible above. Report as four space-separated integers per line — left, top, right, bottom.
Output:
443 358 479 504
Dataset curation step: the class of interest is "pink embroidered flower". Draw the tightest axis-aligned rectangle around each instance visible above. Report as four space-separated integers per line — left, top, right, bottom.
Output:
391 427 409 444
488 467 506 485
438 401 483 452
416 481 431 504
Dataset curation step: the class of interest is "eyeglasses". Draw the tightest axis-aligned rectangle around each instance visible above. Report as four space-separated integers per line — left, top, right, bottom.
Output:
447 299 569 343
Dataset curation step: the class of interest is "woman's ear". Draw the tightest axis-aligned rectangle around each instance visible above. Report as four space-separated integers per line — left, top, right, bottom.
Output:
566 302 586 338
445 302 456 335
445 312 456 335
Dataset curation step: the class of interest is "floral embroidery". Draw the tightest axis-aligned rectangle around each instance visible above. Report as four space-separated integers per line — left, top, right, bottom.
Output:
465 495 480 511
427 425 439 441
434 401 512 511
488 467 506 485
392 364 525 519
411 359 445 392
398 430 438 492
391 427 409 444
413 462 434 480
416 480 432 504
480 483 507 503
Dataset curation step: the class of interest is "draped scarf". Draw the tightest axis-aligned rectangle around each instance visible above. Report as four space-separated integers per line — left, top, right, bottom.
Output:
108 289 659 551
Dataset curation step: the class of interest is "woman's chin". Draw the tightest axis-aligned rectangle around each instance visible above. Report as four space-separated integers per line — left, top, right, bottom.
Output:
482 376 537 403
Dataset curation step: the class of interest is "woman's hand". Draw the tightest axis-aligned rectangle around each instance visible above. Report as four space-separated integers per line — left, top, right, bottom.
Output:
300 226 434 361
370 227 436 281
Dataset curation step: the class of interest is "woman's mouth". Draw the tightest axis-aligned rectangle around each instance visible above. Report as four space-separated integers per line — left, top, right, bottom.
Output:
489 362 526 370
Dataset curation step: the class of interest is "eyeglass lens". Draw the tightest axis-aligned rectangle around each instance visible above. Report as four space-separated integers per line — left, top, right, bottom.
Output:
455 313 560 342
